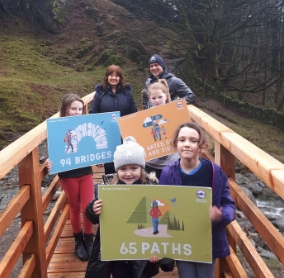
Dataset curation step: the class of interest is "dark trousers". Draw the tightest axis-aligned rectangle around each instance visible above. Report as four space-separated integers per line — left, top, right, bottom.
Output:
111 261 133 278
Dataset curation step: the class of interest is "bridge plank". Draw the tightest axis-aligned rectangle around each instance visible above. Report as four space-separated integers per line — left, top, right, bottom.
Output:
46 204 70 264
53 237 77 253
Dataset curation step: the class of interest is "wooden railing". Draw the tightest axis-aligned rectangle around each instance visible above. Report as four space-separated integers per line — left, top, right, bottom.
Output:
0 93 94 278
0 94 283 277
188 105 284 278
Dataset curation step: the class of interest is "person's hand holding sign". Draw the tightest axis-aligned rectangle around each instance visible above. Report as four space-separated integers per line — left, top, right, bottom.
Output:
209 206 222 222
93 199 103 215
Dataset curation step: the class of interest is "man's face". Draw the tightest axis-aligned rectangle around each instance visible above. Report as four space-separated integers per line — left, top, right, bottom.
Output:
149 63 163 77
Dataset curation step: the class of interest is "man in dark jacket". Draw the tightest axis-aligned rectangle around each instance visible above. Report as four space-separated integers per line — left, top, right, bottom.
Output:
142 54 196 109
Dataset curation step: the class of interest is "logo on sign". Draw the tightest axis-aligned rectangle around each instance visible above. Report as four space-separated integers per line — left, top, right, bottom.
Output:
112 114 117 121
177 102 183 108
196 190 206 199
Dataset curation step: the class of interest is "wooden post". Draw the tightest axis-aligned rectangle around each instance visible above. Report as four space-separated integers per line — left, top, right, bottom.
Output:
83 103 88 115
18 148 47 278
215 141 235 179
214 140 236 276
214 258 221 278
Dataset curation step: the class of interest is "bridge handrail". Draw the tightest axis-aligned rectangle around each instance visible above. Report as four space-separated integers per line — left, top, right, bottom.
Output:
187 105 284 198
0 92 94 277
0 92 95 180
0 96 283 277
188 104 284 277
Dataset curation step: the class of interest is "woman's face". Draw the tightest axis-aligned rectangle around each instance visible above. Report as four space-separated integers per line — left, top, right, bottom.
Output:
108 72 120 87
117 164 141 184
67 101 83 116
149 89 167 107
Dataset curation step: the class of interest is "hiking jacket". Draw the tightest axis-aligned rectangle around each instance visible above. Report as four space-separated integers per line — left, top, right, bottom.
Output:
89 84 137 116
159 158 236 259
85 172 174 278
142 71 196 109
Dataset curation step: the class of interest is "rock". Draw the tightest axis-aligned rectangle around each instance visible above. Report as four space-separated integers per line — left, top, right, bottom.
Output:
240 186 257 205
235 173 250 185
249 232 260 243
257 238 266 249
238 220 255 234
243 172 261 182
9 178 19 186
262 211 281 221
236 210 246 219
2 175 8 180
259 185 282 200
272 217 284 232
39 156 46 163
249 239 256 248
52 193 60 202
44 209 52 216
259 249 277 260
247 181 263 196
78 2 87 8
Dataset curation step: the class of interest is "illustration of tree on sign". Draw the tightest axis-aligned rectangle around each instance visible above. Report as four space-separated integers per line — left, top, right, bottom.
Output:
161 213 184 231
127 196 152 229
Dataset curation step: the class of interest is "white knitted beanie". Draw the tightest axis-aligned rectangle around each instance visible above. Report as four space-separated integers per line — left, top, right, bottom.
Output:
113 136 145 170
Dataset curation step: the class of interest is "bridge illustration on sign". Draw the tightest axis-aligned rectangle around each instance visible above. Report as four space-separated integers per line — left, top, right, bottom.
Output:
63 123 108 154
127 197 185 238
143 114 169 142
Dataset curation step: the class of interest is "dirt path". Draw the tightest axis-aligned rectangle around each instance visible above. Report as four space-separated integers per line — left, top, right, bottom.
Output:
134 224 172 238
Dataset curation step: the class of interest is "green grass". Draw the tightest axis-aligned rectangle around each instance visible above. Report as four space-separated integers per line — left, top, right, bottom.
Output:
199 102 284 163
1 33 284 163
0 35 146 147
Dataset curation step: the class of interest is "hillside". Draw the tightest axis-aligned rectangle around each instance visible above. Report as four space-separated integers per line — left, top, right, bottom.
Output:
0 0 177 147
0 0 284 164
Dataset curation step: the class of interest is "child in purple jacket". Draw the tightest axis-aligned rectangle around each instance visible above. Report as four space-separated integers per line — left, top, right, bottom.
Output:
159 122 235 278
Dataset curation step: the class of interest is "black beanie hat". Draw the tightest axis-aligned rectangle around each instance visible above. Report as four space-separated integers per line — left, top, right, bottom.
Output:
148 54 165 70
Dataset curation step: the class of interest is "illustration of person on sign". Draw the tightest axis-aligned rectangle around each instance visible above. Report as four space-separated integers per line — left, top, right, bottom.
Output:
153 123 161 140
161 126 167 139
151 128 157 141
64 129 76 153
150 200 162 234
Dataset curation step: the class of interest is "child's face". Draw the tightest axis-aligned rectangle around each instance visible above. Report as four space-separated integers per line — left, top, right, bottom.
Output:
67 101 83 116
176 127 200 160
149 89 167 107
117 164 142 184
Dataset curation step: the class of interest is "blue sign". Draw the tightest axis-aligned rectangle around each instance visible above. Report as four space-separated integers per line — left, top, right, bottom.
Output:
46 112 121 174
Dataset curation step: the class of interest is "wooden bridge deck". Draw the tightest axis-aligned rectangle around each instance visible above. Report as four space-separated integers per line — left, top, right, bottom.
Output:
47 167 178 277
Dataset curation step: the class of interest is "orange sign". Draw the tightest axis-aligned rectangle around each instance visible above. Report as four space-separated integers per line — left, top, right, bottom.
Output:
117 100 191 161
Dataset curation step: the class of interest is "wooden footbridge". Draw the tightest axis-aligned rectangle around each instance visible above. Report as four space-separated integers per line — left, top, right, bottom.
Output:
0 92 284 277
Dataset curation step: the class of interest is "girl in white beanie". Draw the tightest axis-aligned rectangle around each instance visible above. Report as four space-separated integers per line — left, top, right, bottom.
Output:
84 136 174 278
